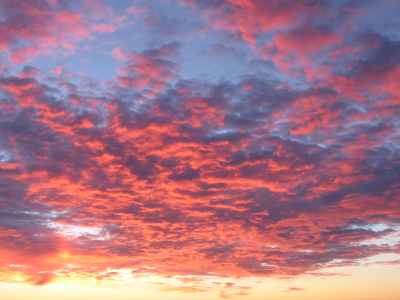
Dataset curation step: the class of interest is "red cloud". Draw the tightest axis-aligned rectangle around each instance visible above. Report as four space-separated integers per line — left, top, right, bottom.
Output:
183 0 321 46
0 66 399 285
115 43 179 96
0 0 119 63
0 0 399 290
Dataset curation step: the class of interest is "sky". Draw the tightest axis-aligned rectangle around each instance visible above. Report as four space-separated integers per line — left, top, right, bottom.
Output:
0 0 400 299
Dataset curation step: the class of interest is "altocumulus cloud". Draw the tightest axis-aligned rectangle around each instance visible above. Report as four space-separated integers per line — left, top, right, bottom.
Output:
0 0 399 287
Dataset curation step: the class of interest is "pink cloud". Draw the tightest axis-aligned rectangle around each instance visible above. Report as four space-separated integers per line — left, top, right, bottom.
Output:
0 0 120 64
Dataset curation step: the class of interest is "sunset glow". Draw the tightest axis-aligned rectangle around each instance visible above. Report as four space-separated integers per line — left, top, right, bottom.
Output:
0 1 399 299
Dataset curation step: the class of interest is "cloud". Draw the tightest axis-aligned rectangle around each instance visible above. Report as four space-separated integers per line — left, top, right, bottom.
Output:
0 0 399 290
285 286 304 292
183 0 320 46
0 0 120 63
1 63 399 284
160 286 207 293
114 43 180 96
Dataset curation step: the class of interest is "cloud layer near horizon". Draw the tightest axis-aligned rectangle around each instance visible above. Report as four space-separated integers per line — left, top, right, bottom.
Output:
0 0 399 287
